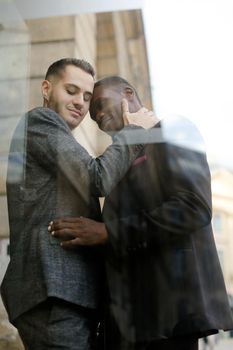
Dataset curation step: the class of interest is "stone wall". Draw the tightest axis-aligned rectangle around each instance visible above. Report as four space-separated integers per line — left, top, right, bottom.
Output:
0 20 30 241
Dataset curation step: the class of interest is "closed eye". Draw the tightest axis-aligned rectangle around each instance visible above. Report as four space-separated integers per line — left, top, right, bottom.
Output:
90 98 110 118
66 88 76 95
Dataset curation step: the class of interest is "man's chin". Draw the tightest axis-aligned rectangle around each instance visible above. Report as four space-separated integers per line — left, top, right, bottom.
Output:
66 118 81 130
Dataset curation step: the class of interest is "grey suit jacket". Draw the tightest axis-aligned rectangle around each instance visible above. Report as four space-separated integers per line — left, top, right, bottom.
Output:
1 107 143 323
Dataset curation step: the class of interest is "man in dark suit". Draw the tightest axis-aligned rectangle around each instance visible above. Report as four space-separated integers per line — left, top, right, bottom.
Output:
50 76 233 350
1 61 156 350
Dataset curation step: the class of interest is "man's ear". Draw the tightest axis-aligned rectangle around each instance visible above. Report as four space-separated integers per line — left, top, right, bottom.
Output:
123 87 134 101
41 80 52 106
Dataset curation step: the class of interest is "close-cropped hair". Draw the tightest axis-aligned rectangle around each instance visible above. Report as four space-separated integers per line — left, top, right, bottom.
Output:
45 58 95 80
94 75 141 104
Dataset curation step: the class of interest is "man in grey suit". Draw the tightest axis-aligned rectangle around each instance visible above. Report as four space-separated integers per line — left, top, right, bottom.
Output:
50 76 233 350
1 59 156 350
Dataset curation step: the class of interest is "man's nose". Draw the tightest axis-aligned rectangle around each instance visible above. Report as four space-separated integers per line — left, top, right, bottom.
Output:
73 93 84 107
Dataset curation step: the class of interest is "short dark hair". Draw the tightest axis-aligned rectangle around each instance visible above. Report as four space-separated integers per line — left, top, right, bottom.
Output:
45 58 95 80
94 75 141 104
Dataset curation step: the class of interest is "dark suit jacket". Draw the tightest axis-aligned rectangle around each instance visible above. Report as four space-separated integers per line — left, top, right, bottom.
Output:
1 107 143 323
103 117 233 342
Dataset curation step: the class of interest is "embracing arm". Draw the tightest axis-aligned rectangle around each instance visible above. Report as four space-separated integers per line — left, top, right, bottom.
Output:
48 127 212 250
27 107 155 197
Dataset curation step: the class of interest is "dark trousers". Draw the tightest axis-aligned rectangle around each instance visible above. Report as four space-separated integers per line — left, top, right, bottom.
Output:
106 334 198 350
104 310 198 350
147 337 198 350
14 297 100 350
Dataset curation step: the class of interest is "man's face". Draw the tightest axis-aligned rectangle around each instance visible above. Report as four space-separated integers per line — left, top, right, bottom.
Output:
89 85 124 133
43 65 94 130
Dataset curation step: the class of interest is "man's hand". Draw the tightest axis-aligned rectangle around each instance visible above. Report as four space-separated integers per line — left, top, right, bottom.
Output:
122 99 159 129
48 217 108 248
